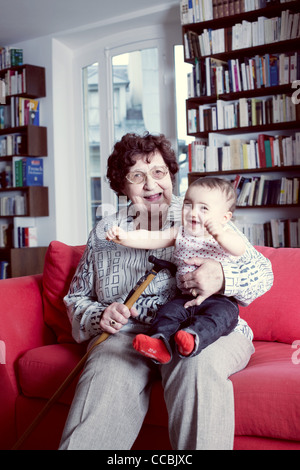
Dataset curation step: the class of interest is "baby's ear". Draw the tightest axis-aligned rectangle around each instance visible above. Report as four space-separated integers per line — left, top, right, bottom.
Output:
223 211 232 223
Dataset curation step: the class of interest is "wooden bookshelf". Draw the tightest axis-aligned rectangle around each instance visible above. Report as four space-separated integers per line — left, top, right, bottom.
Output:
10 246 48 277
0 63 48 277
182 0 300 248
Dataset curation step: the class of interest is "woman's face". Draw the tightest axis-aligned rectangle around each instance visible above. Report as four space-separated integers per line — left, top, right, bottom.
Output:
123 151 173 213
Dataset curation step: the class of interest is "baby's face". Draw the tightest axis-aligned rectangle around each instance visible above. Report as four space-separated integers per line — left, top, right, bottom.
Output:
182 186 230 236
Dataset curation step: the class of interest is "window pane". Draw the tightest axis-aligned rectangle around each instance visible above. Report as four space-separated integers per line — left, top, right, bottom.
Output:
82 63 101 232
174 45 194 196
112 48 160 143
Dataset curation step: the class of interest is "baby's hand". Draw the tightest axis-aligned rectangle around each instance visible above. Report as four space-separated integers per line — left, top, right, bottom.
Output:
106 226 126 243
204 218 224 238
184 293 205 308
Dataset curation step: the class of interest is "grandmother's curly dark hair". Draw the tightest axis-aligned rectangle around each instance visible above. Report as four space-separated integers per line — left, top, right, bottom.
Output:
106 133 179 196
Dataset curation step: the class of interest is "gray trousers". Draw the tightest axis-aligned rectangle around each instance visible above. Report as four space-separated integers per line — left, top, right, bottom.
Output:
59 330 254 450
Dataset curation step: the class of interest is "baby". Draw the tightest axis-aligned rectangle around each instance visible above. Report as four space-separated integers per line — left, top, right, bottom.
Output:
106 177 246 364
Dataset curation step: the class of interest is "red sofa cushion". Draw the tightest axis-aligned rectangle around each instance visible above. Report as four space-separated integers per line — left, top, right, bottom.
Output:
232 341 300 441
239 247 300 344
43 241 85 343
18 343 86 405
17 341 300 443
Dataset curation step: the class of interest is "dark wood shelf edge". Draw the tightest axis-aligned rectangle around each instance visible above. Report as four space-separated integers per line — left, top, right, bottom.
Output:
0 125 47 137
182 1 300 33
188 166 300 177
187 84 297 105
188 120 300 138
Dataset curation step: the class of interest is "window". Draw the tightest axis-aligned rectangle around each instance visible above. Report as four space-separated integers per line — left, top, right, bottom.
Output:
174 45 194 196
82 63 101 230
81 44 190 233
112 48 160 142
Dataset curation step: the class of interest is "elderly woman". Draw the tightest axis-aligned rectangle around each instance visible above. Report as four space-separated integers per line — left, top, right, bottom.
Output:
59 133 273 450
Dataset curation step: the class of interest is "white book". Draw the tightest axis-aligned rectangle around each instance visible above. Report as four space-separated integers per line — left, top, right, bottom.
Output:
258 16 266 46
203 0 213 21
180 0 190 24
290 52 297 82
216 100 225 130
295 133 300 165
291 13 300 39
239 98 249 127
252 22 258 47
205 57 211 96
255 175 266 206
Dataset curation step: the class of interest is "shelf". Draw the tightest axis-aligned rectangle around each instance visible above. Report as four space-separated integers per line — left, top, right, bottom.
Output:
0 64 46 99
10 246 48 277
0 125 48 157
182 1 300 34
235 204 300 209
0 186 49 217
188 165 300 178
187 84 297 105
185 38 300 64
188 120 300 138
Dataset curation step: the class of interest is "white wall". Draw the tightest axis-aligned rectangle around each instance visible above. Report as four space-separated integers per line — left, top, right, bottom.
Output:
11 35 57 246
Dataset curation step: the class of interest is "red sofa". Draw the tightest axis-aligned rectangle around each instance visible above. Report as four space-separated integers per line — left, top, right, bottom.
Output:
1 241 300 450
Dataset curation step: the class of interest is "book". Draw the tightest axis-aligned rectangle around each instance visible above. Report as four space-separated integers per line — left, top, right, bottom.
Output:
0 261 9 279
13 217 35 248
22 158 43 186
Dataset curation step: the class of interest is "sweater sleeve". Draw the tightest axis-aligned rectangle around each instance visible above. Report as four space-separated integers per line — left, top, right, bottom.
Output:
64 235 105 343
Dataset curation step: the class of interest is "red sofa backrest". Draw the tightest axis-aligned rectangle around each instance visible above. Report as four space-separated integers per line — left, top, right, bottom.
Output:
43 241 85 343
239 246 300 344
42 241 300 345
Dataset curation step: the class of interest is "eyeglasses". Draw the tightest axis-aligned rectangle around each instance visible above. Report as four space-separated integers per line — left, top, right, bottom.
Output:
125 166 169 184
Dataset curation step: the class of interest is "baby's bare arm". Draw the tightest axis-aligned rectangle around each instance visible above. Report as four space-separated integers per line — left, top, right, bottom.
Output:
205 219 246 256
106 226 177 249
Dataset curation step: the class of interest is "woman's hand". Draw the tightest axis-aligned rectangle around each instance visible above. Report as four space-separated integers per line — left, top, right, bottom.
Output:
180 258 225 308
100 302 139 334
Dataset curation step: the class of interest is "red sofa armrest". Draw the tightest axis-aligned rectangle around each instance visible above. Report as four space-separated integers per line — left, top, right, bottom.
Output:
0 274 55 382
0 274 55 449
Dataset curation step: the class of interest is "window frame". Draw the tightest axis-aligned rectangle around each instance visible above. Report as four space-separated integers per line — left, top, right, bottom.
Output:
73 24 181 239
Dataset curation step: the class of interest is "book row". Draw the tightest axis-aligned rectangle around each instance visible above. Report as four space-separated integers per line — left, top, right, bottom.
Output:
184 10 300 58
0 195 26 216
187 95 299 134
180 0 295 25
233 174 299 206
187 52 300 98
0 68 27 99
0 221 37 248
0 157 44 189
236 217 300 247
0 133 23 157
189 133 300 172
0 222 11 248
0 97 40 129
0 47 23 70
16 225 38 248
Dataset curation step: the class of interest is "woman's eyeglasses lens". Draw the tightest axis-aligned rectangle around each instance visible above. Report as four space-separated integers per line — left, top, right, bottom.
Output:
126 166 168 184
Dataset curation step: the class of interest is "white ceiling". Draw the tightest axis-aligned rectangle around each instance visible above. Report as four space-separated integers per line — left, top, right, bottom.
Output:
0 0 181 48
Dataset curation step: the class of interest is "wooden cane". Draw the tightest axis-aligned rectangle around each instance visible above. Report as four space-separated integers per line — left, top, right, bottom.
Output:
11 256 176 450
